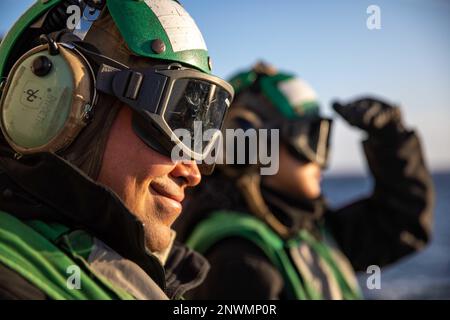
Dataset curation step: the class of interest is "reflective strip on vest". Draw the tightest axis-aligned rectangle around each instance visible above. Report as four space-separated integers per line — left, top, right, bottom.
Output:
187 211 361 300
0 210 134 300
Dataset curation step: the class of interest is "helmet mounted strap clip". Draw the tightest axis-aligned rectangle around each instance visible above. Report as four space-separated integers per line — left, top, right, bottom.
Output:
39 34 59 55
96 64 166 114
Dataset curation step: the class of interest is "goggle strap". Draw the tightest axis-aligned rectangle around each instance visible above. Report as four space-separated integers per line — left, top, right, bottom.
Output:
96 64 164 115
97 65 144 100
316 120 331 166
96 64 121 96
125 71 144 100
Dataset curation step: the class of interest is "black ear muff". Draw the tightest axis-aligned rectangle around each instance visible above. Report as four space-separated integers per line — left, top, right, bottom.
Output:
0 41 96 156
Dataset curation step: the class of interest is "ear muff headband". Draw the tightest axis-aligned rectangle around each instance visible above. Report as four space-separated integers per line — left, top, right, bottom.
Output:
0 42 96 155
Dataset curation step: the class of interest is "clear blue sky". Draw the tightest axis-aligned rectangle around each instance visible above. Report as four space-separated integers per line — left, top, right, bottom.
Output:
1 0 449 174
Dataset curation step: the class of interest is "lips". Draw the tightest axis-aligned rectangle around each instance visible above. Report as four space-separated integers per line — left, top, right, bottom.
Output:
150 181 184 203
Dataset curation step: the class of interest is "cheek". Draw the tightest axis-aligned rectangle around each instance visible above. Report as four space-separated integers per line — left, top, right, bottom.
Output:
279 149 321 196
293 165 322 198
99 143 175 206
289 168 309 192
279 149 301 183
101 109 174 183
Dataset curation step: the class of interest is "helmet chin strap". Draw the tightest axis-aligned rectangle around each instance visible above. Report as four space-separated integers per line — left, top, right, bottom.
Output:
236 172 291 239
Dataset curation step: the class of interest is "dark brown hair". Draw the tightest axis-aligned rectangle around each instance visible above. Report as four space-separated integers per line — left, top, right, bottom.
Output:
61 94 122 179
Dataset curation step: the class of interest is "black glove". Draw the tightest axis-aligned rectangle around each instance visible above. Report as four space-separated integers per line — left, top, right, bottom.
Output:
332 97 406 140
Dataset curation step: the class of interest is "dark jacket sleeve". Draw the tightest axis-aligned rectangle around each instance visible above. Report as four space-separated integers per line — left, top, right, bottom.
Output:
325 131 434 271
186 238 285 300
0 263 47 300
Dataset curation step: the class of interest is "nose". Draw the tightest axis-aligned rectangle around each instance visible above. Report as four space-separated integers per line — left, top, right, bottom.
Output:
170 160 202 188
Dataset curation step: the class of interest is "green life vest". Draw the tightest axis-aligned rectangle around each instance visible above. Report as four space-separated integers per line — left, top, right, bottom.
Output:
187 211 361 300
0 210 135 300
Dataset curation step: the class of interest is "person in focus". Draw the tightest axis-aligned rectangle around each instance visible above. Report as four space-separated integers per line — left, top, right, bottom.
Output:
0 0 234 300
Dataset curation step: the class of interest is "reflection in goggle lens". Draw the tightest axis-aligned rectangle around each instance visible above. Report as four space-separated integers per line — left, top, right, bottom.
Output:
285 118 332 167
165 79 231 154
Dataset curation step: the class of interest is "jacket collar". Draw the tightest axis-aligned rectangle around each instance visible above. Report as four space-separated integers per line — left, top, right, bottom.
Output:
0 150 208 294
165 241 210 299
260 184 326 237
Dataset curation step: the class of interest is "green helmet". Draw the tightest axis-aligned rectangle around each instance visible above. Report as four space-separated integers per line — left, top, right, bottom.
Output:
229 62 321 120
227 62 331 168
0 0 233 173
0 0 211 77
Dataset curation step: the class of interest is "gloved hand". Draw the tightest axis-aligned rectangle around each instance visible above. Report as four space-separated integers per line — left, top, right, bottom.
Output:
332 97 406 139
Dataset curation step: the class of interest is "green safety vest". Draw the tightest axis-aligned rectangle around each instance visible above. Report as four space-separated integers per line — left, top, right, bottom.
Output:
187 211 361 300
0 210 135 300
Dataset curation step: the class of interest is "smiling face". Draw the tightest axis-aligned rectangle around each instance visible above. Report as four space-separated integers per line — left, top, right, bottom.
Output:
98 106 201 252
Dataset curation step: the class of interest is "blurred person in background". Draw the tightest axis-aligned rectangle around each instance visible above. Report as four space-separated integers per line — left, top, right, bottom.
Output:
174 62 434 299
0 0 235 299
